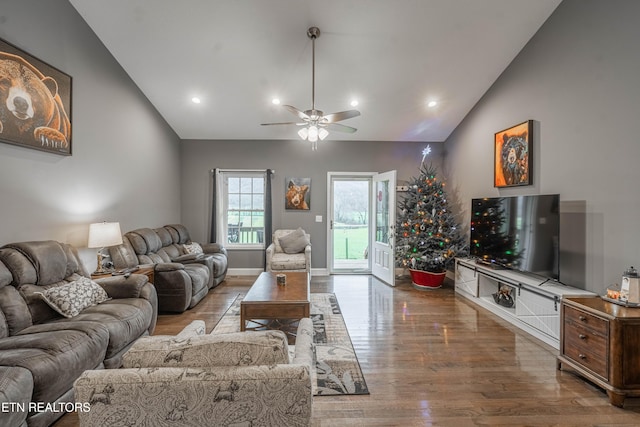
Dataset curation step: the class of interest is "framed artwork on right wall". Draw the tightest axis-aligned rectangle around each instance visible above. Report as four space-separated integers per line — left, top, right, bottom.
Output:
494 120 533 188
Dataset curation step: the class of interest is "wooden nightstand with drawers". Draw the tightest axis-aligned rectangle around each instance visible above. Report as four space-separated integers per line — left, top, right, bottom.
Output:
557 297 640 407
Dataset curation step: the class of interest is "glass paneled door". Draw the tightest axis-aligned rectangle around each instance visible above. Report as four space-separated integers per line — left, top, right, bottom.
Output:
328 173 372 273
372 170 396 286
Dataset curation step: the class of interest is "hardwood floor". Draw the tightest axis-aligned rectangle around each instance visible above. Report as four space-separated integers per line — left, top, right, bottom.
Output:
54 274 640 426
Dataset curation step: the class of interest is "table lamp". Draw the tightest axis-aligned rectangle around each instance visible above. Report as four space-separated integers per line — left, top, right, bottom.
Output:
88 222 123 274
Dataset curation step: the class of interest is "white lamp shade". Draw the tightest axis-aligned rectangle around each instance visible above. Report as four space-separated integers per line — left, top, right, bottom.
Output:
318 127 329 140
297 127 309 140
88 222 123 248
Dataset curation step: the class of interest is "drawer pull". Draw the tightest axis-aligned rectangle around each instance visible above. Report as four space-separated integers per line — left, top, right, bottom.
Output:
579 334 587 340
579 354 587 360
579 315 587 321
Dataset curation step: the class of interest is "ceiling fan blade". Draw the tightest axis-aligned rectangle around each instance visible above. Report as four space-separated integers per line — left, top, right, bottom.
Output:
322 109 361 123
283 105 310 121
326 122 358 133
260 122 305 127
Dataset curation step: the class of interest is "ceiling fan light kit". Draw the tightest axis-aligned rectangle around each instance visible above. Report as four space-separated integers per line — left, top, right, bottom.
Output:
261 27 360 150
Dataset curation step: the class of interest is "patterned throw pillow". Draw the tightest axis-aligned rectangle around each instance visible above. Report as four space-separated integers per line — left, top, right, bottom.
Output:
183 242 204 255
36 277 110 318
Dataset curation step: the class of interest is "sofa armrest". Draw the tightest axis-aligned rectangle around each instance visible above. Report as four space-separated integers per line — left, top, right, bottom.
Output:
171 253 203 263
94 274 158 335
200 242 227 256
154 262 185 272
122 329 289 368
75 365 312 427
293 317 316 394
93 274 148 299
266 243 276 255
265 243 276 271
292 318 314 366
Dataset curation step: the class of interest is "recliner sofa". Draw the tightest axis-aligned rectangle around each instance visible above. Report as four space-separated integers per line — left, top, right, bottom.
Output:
0 240 158 427
108 224 228 313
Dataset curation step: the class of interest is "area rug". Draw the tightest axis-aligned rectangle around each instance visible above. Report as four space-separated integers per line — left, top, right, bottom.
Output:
212 293 369 396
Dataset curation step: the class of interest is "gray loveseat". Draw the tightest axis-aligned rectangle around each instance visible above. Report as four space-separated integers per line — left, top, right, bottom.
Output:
0 240 157 427
109 224 228 313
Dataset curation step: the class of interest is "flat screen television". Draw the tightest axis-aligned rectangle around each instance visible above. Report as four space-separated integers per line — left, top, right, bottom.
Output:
470 194 560 280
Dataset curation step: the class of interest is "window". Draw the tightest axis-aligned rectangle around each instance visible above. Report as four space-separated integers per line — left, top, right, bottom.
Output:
216 170 265 249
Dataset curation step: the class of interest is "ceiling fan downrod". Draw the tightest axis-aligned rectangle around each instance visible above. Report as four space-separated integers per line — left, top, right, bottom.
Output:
307 26 320 114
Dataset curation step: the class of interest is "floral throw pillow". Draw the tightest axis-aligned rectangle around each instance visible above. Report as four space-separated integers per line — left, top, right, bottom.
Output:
183 242 204 255
36 277 110 318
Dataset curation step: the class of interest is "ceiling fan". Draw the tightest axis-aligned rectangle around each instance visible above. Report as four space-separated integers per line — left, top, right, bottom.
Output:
261 27 361 150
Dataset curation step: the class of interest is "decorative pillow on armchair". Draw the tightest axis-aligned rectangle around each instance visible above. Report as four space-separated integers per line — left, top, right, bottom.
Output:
278 228 310 254
35 277 110 318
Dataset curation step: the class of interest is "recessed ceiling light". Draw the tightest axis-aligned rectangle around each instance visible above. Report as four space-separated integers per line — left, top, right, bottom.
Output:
427 100 438 108
192 97 201 104
272 98 281 105
350 99 359 107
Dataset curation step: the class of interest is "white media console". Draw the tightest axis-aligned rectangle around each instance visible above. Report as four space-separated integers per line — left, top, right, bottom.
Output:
454 258 596 349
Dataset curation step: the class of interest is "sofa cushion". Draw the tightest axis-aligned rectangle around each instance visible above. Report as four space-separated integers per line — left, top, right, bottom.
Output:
0 241 69 286
66 298 154 361
278 228 310 254
0 366 32 427
0 286 32 336
164 224 191 244
208 253 227 278
35 277 110 318
269 253 308 271
0 310 7 339
122 329 289 369
0 261 12 288
184 264 209 297
0 321 109 404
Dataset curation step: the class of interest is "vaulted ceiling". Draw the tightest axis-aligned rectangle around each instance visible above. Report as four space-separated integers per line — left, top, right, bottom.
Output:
69 0 562 142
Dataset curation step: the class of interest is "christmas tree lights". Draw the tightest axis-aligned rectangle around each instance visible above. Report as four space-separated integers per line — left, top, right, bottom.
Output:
396 163 467 272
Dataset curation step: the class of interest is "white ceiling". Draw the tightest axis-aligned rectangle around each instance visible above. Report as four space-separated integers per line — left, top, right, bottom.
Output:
69 0 561 142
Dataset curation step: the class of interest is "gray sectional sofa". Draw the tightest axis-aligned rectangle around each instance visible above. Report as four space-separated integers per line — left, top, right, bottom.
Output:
0 240 158 427
109 224 228 313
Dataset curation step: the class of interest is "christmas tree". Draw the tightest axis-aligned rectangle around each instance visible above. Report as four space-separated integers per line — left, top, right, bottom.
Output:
396 162 467 272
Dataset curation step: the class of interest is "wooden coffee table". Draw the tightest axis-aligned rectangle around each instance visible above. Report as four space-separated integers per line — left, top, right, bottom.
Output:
241 272 310 342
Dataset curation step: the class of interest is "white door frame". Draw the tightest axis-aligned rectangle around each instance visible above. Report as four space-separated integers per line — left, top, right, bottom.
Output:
327 172 376 274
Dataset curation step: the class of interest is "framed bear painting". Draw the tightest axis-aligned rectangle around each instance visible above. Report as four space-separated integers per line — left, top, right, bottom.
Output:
0 38 72 156
494 120 532 187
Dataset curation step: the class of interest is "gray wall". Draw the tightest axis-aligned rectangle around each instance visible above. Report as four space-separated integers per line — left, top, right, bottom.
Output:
0 0 181 269
181 139 444 269
444 0 640 293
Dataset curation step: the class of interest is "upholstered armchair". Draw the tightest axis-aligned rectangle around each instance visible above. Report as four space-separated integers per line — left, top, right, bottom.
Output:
74 318 314 426
266 228 311 274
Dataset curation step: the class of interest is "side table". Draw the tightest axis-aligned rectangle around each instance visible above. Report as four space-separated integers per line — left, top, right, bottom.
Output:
557 296 640 407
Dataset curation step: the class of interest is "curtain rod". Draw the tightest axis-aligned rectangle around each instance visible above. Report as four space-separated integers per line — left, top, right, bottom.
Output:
211 169 274 174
